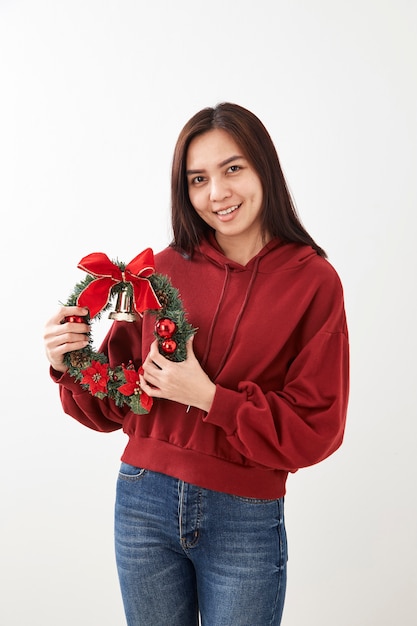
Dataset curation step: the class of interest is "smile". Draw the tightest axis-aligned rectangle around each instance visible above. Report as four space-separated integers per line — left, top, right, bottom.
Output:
215 204 241 216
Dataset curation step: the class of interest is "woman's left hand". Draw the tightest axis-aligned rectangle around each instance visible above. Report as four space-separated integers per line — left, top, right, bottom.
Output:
139 337 216 413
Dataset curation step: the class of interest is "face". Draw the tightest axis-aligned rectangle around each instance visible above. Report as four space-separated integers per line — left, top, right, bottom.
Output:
186 128 266 253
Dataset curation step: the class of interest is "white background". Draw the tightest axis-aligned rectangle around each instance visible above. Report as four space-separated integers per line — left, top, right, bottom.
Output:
1 1 416 624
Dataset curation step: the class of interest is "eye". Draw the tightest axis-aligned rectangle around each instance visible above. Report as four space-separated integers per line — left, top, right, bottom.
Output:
190 175 205 185
227 164 241 173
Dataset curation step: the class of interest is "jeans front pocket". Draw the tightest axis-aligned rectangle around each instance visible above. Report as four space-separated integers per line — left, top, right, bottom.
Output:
118 462 147 481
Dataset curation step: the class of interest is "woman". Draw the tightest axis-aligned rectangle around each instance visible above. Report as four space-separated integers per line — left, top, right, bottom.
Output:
44 102 349 625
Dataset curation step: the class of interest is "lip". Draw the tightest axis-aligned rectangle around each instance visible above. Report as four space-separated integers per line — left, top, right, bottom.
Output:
214 203 241 217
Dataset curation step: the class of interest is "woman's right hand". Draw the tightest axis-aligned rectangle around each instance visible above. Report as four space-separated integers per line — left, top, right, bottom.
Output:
44 306 90 373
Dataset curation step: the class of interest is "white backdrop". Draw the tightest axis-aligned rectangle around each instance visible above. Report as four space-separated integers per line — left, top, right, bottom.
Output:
1 1 416 624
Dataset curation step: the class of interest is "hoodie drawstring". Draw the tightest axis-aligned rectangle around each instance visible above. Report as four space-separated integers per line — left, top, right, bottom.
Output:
201 256 261 381
200 264 231 369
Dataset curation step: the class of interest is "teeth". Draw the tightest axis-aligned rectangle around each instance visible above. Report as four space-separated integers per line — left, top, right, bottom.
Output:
217 205 239 216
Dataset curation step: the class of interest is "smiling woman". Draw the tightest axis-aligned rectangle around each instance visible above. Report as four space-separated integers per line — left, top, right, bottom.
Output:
186 129 266 264
172 103 327 262
44 102 349 626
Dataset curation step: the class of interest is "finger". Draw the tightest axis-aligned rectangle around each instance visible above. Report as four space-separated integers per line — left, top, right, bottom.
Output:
63 322 90 336
60 308 89 325
57 306 89 324
48 333 89 355
58 310 90 337
147 340 166 371
142 351 163 375
139 374 160 395
186 334 195 358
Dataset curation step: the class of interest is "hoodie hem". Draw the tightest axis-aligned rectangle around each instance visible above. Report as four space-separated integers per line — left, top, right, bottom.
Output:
121 438 288 499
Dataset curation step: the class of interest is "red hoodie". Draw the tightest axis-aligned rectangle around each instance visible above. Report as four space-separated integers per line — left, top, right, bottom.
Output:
54 236 349 498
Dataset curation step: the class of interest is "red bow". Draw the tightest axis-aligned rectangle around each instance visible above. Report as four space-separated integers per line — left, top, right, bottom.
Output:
76 249 161 318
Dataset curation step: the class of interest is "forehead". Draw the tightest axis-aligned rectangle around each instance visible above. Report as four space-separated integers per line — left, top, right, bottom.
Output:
186 128 243 168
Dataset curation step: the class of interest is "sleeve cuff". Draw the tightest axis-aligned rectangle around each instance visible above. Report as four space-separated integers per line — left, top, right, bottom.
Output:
203 384 242 435
49 366 87 396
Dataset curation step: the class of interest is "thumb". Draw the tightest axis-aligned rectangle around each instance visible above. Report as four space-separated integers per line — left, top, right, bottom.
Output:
186 334 195 357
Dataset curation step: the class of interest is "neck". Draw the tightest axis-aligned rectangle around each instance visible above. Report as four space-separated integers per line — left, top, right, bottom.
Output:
215 232 271 265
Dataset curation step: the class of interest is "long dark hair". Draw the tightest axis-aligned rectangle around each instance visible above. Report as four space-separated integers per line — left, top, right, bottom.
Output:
171 102 326 258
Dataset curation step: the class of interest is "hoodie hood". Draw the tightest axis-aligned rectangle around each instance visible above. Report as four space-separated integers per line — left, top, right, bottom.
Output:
197 232 318 274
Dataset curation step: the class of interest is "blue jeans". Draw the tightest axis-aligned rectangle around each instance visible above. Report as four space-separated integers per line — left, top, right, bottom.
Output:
114 464 288 626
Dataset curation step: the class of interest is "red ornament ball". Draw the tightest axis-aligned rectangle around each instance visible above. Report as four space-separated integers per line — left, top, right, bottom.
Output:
155 318 177 338
161 338 177 354
64 315 86 323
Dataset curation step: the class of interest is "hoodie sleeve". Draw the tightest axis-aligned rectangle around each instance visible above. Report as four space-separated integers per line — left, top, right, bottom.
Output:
202 276 350 472
52 320 143 432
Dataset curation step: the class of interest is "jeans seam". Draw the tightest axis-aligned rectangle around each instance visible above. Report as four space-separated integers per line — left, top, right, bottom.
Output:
178 481 202 551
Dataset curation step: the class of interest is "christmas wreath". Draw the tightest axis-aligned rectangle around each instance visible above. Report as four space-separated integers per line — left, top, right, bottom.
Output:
63 248 196 415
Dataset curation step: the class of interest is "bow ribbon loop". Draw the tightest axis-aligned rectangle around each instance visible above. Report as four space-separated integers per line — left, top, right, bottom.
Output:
76 248 161 318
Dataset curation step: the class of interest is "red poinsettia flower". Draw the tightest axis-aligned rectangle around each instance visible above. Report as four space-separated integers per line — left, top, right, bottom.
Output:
81 360 109 395
118 366 140 396
139 382 153 412
119 365 153 411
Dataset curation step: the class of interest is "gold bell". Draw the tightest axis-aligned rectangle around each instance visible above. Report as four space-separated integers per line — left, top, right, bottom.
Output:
109 285 139 322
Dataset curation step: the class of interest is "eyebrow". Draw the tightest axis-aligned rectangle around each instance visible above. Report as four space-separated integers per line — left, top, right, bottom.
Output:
186 154 245 176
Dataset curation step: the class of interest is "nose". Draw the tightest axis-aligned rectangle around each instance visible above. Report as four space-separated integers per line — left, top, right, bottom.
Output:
209 177 231 202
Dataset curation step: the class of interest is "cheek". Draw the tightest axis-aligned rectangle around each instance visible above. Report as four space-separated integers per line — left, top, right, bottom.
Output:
188 188 203 212
248 184 263 210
